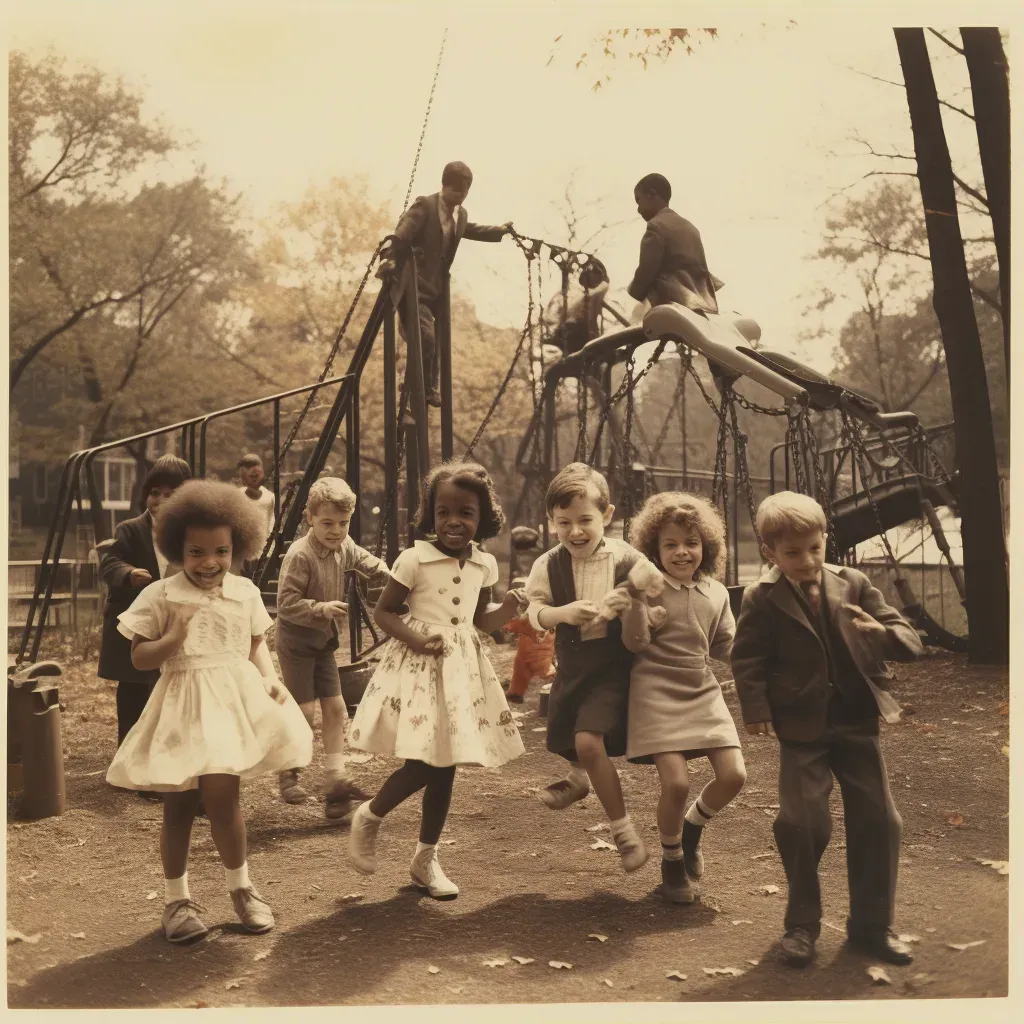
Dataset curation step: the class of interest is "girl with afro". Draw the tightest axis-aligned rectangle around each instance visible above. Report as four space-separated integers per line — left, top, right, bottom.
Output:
107 480 312 944
621 491 746 905
347 460 526 899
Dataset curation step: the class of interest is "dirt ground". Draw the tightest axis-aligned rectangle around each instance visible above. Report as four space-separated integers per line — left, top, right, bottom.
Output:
6 641 1009 1010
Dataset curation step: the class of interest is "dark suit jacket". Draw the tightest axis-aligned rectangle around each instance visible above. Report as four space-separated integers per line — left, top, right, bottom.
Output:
98 512 162 684
731 564 923 743
385 192 505 304
627 207 723 313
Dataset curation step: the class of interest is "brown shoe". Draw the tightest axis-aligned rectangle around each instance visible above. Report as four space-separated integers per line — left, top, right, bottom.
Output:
425 389 443 408
780 926 816 966
230 887 274 934
278 768 308 805
162 899 209 944
324 774 370 822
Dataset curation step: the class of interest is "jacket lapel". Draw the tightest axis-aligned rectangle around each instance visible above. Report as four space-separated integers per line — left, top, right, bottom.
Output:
138 513 160 580
767 575 819 642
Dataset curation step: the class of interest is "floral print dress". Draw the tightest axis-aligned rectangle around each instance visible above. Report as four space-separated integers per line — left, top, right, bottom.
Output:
349 541 525 768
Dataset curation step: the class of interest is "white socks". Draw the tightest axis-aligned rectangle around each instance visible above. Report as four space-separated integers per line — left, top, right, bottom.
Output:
660 832 684 860
164 872 190 904
325 753 347 774
415 841 436 858
609 815 635 840
360 803 383 823
225 862 251 892
567 765 589 789
685 791 718 827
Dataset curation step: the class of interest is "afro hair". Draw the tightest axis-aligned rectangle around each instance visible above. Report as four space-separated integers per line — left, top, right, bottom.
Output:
155 479 267 564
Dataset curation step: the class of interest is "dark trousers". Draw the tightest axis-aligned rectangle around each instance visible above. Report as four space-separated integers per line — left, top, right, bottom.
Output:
398 298 439 394
116 680 155 746
773 720 901 938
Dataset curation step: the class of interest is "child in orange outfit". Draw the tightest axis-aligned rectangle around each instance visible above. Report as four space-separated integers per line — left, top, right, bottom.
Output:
505 577 555 704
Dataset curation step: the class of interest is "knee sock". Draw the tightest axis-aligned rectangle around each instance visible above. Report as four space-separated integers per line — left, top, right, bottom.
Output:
566 765 589 789
224 862 250 892
325 752 348 774
164 872 191 904
660 832 684 860
684 789 718 827
414 841 436 858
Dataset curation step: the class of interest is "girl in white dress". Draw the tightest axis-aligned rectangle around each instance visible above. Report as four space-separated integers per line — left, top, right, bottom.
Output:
107 481 312 944
348 460 526 899
622 492 746 905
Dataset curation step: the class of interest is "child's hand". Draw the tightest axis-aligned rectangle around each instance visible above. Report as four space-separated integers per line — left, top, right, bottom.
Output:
129 568 153 588
167 603 200 638
375 258 397 279
598 586 633 621
324 600 349 621
503 588 528 613
263 678 289 705
562 600 599 626
842 603 888 635
647 605 669 630
416 634 447 657
745 720 776 738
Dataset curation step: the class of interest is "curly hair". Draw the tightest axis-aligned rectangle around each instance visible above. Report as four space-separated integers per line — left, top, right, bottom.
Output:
138 455 191 511
545 462 611 516
510 525 541 551
307 476 356 516
414 460 506 542
628 491 726 581
155 480 266 563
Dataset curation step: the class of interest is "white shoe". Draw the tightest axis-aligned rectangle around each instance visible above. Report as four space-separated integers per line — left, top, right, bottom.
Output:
614 825 649 873
410 847 460 900
537 776 590 810
348 801 381 875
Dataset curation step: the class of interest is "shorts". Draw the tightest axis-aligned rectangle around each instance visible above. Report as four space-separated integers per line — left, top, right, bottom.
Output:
275 622 342 704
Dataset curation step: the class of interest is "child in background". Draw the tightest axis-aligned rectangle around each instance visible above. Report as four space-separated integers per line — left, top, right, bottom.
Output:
525 462 663 873
504 575 555 704
347 460 526 899
622 493 745 904
732 491 922 967
237 454 276 570
509 525 545 582
274 477 390 820
107 481 312 944
100 455 192 761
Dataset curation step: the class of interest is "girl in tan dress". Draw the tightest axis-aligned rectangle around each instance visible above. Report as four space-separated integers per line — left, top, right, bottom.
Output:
622 492 747 904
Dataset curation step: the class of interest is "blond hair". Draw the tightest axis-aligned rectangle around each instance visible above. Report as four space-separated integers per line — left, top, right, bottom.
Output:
756 491 827 549
307 477 357 516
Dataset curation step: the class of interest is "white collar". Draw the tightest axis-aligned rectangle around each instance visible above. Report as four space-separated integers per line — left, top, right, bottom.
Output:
758 564 841 586
164 571 250 603
660 570 711 596
413 539 487 566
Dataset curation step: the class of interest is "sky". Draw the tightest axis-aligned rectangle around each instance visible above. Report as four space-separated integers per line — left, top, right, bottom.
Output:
6 0 1006 376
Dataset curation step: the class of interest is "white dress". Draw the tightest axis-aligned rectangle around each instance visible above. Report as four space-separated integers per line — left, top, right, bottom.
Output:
348 541 525 768
106 572 312 792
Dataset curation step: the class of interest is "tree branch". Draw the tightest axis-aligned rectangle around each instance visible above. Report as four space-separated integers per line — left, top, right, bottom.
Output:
951 173 988 208
844 64 974 119
927 28 965 55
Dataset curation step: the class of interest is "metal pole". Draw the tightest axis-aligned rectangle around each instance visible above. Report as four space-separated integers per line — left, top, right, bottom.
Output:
383 297 399 565
403 257 431 480
346 377 361 544
541 381 556 548
439 275 453 461
405 420 421 549
273 400 281 525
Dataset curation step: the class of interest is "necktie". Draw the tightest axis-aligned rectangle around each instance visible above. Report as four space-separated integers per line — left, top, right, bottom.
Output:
801 580 822 617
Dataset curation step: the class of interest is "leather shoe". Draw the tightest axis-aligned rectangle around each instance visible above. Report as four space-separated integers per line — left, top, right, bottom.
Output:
846 928 914 965
780 926 816 966
425 390 443 408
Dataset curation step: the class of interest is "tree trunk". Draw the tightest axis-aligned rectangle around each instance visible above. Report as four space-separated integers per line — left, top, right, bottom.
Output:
894 28 1008 664
960 27 1010 390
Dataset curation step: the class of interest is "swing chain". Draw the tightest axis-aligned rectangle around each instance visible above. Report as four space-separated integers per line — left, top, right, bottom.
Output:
731 391 789 417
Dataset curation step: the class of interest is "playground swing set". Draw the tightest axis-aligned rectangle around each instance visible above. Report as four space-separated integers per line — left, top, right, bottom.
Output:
9 35 968 821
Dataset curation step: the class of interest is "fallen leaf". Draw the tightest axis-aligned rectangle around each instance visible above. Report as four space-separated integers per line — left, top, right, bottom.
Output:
511 956 535 965
731 919 753 926
310 883 323 891
588 933 608 943
925 927 936 933
897 934 921 944
427 965 440 974
483 957 509 968
602 978 614 987
531 727 546 733
947 940 986 951
145 891 158 901
976 858 1009 875
70 932 86 940
7 929 42 945
759 884 780 895
337 936 347 942
19 871 38 883
585 823 610 833
447 986 463 994
341 894 363 902
867 965 891 984
225 979 241 990
438 839 456 846
193 1001 209 1009
1002 745 1009 758
703 966 744 977
996 701 1008 716
946 813 965 826
750 852 774 860
548 960 573 970
665 970 688 981
916 723 937 734
253 951 269 962
590 838 616 851
822 920 846 934
748 959 760 966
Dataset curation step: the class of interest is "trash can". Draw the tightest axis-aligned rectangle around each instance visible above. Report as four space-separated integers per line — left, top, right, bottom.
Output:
338 661 376 717
7 661 66 820
538 682 552 719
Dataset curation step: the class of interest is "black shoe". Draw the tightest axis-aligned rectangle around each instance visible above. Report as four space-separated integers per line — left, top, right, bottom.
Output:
681 819 705 880
506 693 524 704
846 928 914 966
425 390 442 408
780 926 816 966
660 856 695 904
